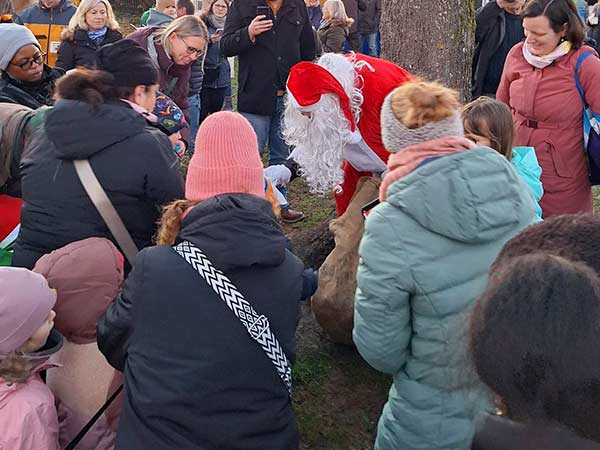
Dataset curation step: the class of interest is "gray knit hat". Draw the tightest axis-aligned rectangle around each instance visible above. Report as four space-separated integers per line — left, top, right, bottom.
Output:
380 91 464 153
0 23 40 71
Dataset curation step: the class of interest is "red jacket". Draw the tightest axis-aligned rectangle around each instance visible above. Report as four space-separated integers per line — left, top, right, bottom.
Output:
497 43 600 217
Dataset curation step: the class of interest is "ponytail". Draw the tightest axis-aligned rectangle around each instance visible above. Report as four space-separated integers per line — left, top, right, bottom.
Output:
155 199 198 245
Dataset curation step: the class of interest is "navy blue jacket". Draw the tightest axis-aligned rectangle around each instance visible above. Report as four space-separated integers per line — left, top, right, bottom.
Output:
98 194 304 450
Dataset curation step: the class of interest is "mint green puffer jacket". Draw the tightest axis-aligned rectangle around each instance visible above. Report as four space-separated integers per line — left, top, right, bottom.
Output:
354 147 538 450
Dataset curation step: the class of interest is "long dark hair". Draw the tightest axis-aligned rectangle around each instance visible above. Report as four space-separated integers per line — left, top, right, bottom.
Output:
470 253 600 442
522 0 585 49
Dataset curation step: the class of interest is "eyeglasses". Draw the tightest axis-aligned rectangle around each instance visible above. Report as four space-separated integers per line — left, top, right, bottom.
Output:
213 4 228 9
177 34 203 56
11 52 46 70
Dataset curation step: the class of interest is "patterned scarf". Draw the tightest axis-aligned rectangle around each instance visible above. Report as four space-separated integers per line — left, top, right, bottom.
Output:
88 27 108 45
522 40 572 69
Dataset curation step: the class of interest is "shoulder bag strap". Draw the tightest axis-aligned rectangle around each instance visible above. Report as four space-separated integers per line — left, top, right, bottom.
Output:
73 159 139 265
173 240 293 395
63 385 123 450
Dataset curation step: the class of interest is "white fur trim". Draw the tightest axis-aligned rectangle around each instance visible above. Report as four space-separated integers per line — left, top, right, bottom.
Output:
380 92 464 152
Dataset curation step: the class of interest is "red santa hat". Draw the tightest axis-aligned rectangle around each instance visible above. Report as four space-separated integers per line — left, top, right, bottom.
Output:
286 61 356 132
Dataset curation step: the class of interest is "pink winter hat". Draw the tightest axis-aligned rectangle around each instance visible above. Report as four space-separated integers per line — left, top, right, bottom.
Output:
186 111 265 202
0 267 56 355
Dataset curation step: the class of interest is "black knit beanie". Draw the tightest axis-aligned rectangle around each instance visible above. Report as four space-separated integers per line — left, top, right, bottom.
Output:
96 40 159 87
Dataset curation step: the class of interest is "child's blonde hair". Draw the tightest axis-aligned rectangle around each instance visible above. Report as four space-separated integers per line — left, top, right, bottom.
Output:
0 351 36 384
324 0 354 26
389 79 459 129
462 96 515 160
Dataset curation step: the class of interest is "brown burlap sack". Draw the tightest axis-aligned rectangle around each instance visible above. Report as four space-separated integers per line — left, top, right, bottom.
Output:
312 176 381 345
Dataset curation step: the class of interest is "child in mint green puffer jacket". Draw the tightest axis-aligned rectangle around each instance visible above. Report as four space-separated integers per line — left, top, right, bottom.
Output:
463 96 544 221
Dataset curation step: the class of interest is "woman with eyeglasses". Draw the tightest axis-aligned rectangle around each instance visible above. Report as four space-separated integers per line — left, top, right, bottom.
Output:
128 14 208 145
199 0 231 123
0 23 63 108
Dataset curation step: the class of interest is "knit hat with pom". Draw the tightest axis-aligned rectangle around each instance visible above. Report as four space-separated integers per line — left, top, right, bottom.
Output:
185 111 264 202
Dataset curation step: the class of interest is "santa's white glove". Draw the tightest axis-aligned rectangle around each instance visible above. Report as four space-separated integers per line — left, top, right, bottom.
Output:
264 165 292 186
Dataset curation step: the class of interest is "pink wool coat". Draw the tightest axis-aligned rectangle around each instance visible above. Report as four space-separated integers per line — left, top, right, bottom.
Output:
497 42 600 217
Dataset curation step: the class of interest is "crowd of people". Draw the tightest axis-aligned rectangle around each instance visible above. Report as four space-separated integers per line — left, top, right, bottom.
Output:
1 0 600 449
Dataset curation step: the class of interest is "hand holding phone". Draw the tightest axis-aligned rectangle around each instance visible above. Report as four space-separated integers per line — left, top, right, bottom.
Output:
248 8 273 42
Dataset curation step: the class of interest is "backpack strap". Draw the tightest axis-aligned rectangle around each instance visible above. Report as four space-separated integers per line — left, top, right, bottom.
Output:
575 52 594 106
173 240 293 395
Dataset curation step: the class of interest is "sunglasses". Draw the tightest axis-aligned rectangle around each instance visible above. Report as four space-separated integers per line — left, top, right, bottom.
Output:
177 34 203 56
11 52 46 70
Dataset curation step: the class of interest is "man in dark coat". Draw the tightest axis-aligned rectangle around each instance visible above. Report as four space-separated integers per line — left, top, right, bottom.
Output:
471 0 525 99
342 0 367 52
358 0 380 56
221 0 316 223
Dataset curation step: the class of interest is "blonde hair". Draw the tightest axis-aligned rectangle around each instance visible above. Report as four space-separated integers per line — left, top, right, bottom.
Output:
65 0 119 35
0 350 36 384
389 80 459 129
155 14 208 59
324 0 354 26
157 0 176 12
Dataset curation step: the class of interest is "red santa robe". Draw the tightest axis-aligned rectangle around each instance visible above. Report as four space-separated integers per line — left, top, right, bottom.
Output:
335 54 412 215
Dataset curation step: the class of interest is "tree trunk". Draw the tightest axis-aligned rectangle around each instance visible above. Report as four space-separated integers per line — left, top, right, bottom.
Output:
380 0 475 100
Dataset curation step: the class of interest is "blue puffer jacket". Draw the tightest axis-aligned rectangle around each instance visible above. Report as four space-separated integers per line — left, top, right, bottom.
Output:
354 147 538 450
201 16 231 90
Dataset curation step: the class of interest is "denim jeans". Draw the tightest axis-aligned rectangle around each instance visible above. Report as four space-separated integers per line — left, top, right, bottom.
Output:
241 96 289 166
187 93 200 154
360 32 378 57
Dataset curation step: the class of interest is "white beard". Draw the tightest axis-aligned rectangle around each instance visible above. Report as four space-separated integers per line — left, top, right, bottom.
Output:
283 94 353 194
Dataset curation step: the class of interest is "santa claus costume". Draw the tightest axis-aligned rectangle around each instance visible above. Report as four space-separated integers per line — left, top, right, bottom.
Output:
283 53 412 215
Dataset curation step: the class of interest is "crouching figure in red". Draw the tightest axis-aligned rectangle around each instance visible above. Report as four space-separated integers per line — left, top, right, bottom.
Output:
283 52 412 215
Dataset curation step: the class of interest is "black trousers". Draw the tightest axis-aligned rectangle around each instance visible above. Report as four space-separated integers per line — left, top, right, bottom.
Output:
200 87 228 124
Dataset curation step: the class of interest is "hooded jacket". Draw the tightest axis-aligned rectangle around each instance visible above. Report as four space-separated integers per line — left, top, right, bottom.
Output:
0 329 63 450
56 27 123 71
472 414 600 450
12 99 184 270
0 65 62 109
354 147 538 450
16 0 77 67
34 238 124 450
97 194 305 450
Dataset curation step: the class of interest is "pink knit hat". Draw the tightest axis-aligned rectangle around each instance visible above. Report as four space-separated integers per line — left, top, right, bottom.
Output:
0 267 56 355
186 111 265 202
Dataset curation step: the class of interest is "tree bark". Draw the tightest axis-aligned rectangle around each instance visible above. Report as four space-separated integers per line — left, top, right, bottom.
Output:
380 0 475 100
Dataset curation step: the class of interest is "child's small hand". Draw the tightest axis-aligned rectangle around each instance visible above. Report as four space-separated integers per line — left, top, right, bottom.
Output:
173 140 186 158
